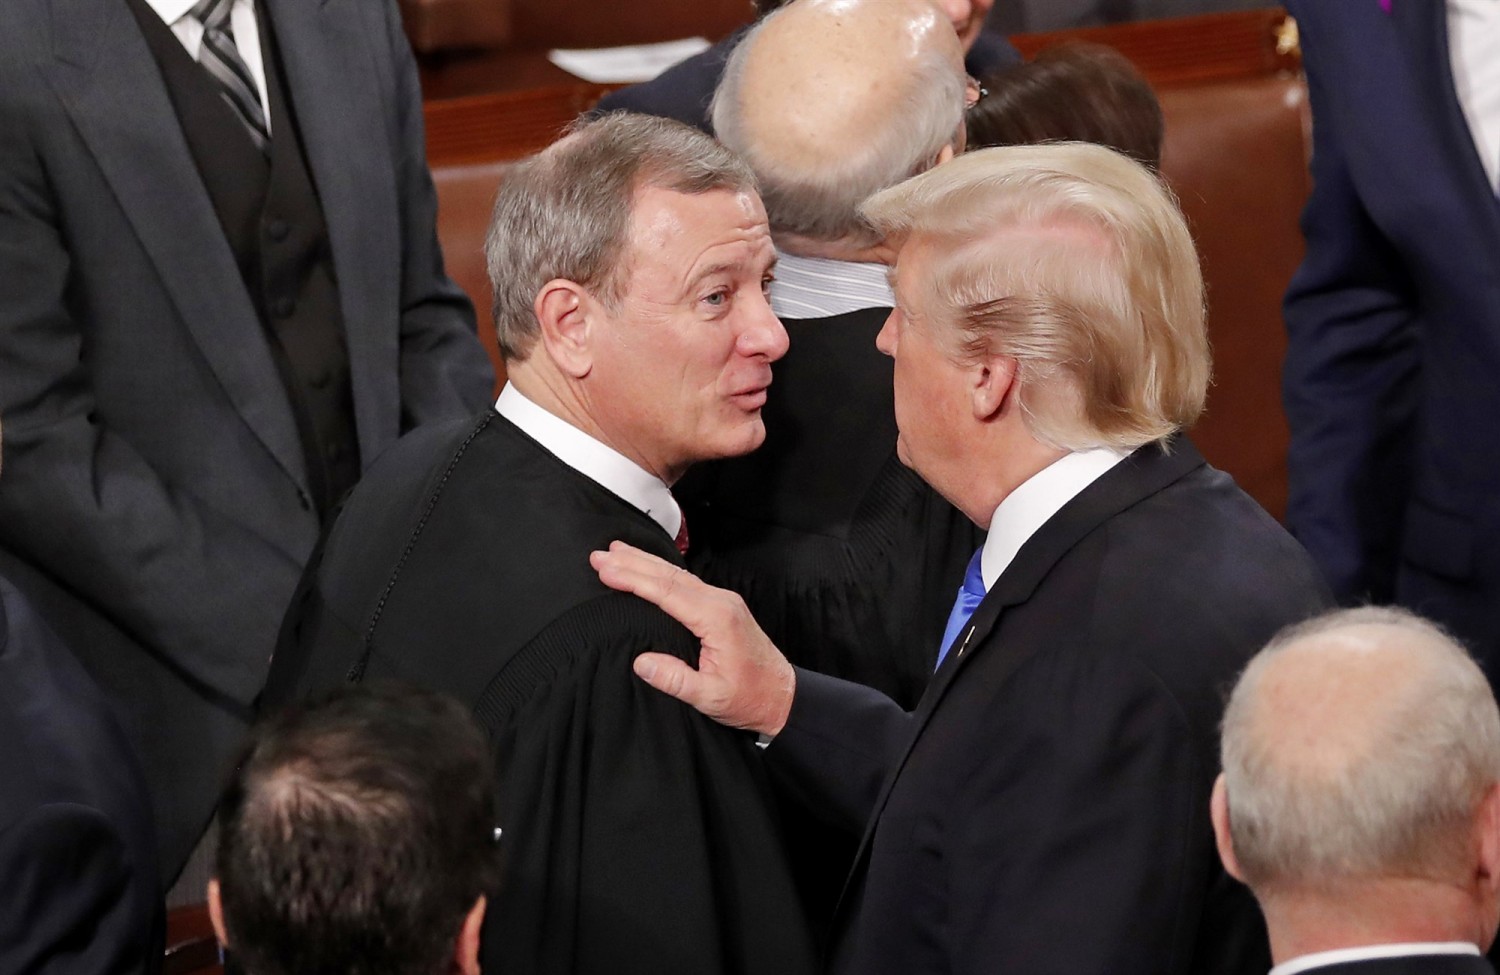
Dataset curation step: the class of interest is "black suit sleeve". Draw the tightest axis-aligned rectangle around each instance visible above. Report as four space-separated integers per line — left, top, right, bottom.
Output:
766 668 912 835
0 803 161 975
377 0 495 426
0 103 305 705
1281 0 1420 604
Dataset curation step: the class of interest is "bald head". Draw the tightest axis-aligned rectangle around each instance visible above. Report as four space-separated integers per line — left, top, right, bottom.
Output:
713 0 967 246
1219 607 1500 893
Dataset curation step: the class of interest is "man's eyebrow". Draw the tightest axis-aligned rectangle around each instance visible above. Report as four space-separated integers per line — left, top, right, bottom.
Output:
688 254 777 287
688 261 740 286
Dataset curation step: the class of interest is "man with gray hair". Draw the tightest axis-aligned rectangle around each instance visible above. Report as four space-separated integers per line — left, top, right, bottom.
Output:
265 113 817 975
1212 607 1500 975
592 143 1329 974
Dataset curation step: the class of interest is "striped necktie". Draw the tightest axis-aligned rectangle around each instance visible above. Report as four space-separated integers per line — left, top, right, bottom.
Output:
188 0 270 153
935 548 985 671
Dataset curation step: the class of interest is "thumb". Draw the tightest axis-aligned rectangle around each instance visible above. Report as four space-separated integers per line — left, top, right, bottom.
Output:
633 652 705 708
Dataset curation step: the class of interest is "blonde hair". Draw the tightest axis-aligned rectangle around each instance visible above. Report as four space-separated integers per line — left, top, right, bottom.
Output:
861 143 1209 450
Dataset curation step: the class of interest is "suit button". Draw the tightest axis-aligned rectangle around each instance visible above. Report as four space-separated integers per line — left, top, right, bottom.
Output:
266 218 289 242
273 297 294 318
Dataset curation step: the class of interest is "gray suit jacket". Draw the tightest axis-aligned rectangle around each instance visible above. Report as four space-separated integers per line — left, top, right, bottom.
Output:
0 0 492 874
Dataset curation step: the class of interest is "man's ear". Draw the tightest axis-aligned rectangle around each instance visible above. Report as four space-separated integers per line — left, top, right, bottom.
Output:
451 895 486 975
1210 774 1246 883
1474 784 1500 894
534 279 597 379
971 354 1018 423
206 878 230 949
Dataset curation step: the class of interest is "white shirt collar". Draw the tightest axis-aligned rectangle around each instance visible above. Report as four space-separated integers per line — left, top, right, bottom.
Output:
144 0 201 26
495 384 683 540
979 446 1128 590
768 252 895 320
1270 942 1481 975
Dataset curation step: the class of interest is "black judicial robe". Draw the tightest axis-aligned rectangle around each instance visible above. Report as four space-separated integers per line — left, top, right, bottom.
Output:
266 411 818 975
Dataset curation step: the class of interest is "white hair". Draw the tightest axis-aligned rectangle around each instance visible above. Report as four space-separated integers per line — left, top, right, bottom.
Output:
1221 606 1500 890
711 2 966 245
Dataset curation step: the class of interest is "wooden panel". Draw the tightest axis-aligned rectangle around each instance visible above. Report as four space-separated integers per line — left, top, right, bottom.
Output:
1011 8 1298 85
425 86 607 166
507 0 749 50
421 49 616 166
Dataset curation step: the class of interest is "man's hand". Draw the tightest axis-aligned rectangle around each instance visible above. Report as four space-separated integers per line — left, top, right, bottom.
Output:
590 541 796 738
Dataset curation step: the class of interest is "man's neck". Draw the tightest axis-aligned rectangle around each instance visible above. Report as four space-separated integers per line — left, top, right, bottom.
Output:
1262 879 1487 966
504 364 678 485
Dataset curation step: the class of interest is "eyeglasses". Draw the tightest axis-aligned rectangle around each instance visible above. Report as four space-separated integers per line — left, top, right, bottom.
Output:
965 75 988 109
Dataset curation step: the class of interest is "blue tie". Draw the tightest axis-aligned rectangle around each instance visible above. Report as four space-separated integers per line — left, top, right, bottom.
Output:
936 548 985 670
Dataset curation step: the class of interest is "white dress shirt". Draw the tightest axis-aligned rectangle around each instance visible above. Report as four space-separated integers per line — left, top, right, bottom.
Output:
768 252 895 320
1448 0 1500 191
978 446 1127 590
1269 942 1481 975
143 0 272 135
495 384 683 540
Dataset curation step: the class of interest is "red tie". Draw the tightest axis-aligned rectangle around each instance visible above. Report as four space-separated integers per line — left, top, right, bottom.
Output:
674 515 690 555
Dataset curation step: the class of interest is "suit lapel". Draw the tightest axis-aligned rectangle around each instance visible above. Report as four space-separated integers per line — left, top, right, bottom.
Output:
830 438 1209 927
1395 0 1500 242
265 0 401 455
46 0 309 490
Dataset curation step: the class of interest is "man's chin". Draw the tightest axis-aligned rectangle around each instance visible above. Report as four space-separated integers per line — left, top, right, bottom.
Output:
894 434 915 470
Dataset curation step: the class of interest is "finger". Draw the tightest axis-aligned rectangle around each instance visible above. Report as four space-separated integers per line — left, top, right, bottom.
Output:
591 544 720 633
589 542 683 594
633 652 711 712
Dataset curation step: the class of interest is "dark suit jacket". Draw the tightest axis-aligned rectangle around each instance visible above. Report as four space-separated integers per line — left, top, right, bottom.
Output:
1304 955 1495 975
593 29 1022 133
768 439 1330 975
1282 0 1500 675
0 0 493 874
0 578 163 975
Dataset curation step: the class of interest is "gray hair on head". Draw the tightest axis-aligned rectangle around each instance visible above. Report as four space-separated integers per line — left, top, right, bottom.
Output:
483 112 758 361
711 2 966 246
1221 606 1500 892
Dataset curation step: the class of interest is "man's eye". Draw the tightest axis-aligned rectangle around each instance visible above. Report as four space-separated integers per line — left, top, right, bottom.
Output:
703 290 728 307
761 275 775 295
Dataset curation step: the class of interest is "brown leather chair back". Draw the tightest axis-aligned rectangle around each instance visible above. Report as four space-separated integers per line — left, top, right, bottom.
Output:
433 160 510 389
1157 73 1309 519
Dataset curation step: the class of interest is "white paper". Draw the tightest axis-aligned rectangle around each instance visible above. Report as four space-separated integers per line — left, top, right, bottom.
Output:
548 37 712 84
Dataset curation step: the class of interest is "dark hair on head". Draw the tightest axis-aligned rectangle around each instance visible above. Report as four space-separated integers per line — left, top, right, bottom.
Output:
751 0 788 17
215 682 500 975
965 42 1165 171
